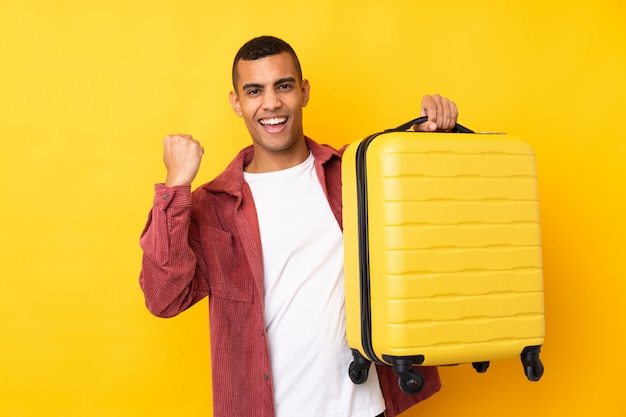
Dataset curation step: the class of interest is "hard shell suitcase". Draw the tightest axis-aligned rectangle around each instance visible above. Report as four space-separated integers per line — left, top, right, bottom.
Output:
342 117 545 394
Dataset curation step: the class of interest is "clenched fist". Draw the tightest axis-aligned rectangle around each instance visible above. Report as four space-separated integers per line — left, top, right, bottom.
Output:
163 134 204 187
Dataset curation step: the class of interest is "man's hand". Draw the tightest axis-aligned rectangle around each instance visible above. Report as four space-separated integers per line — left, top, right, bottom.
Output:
413 94 459 132
163 134 204 187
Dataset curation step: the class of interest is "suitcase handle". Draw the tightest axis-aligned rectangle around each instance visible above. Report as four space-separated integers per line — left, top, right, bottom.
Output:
387 116 474 133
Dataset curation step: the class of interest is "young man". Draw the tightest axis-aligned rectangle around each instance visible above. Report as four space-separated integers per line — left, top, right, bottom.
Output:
139 36 459 417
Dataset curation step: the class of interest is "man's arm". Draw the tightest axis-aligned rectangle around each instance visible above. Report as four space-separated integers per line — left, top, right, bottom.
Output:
138 134 209 318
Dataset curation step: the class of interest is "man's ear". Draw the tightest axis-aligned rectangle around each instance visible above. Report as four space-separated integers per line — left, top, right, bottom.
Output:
301 79 311 107
229 91 243 117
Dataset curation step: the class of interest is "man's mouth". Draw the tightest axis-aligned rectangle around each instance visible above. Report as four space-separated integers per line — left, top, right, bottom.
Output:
259 117 288 126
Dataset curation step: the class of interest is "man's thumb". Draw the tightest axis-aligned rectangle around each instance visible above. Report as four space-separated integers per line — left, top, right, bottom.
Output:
413 120 437 132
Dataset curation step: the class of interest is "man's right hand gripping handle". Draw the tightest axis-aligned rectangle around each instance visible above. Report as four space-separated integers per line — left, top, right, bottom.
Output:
163 134 204 187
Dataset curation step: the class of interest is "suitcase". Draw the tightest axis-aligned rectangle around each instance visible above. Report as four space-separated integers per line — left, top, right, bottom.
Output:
342 117 545 394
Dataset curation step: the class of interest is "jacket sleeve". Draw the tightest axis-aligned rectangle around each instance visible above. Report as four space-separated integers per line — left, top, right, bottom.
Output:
138 184 209 318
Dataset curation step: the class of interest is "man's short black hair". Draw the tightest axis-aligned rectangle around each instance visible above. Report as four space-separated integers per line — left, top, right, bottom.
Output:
232 36 303 91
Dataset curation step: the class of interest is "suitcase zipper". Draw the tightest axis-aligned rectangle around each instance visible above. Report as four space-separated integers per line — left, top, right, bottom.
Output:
354 132 385 366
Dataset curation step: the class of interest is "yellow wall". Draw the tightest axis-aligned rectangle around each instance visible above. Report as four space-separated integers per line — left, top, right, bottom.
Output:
1 0 624 416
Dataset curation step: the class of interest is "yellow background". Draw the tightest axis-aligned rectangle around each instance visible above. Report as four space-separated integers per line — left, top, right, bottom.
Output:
1 0 624 416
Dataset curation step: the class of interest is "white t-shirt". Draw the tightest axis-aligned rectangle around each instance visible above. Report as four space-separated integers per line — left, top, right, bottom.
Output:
244 152 385 417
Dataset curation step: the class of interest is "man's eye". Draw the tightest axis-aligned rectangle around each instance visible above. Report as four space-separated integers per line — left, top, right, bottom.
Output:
278 84 293 90
247 89 260 96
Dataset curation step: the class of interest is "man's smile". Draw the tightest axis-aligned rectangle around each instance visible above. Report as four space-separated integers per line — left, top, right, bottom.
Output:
259 117 288 126
259 116 288 133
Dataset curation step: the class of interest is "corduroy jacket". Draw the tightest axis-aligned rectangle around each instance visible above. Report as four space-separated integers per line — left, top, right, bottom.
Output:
139 137 441 417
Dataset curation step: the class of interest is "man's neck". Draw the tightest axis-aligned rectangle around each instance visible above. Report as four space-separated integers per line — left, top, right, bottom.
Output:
244 140 310 173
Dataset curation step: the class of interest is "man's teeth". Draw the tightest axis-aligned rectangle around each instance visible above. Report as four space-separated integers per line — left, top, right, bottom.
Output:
260 117 287 125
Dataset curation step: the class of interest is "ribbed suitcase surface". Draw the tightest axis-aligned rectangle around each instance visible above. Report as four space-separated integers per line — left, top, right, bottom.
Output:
342 129 545 393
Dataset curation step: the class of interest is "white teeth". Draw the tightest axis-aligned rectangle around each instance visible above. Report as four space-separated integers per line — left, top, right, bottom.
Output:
260 117 287 125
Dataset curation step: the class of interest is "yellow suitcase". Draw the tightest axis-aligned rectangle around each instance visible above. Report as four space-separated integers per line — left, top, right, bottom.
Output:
342 117 545 394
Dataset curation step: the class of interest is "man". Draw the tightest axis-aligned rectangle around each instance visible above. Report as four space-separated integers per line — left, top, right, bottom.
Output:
139 35 458 417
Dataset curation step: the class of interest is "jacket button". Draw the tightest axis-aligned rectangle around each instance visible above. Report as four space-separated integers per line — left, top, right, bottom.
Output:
162 193 169 200
263 373 269 381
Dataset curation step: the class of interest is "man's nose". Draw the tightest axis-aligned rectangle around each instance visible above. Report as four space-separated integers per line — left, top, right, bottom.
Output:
262 90 282 110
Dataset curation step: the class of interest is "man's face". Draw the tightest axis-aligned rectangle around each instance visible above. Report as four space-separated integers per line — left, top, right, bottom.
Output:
230 52 310 157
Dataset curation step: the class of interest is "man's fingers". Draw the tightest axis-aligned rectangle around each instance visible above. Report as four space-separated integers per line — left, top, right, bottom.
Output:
440 97 458 131
162 133 204 186
164 133 198 147
420 94 441 125
419 94 458 132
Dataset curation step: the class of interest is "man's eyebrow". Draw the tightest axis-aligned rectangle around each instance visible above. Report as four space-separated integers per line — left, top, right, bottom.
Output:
274 77 296 86
242 82 264 91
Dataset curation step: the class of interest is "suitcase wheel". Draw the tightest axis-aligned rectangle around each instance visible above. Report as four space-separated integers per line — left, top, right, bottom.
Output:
472 361 490 373
521 345 544 382
348 349 371 384
397 368 424 395
348 362 370 384
390 358 425 395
